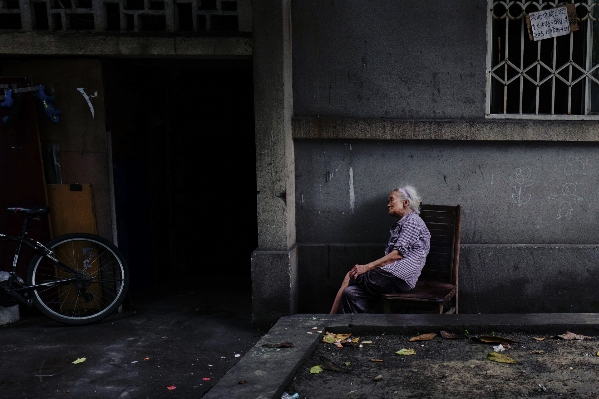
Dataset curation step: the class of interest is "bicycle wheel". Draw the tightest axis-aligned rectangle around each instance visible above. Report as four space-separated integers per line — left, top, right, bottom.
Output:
27 233 129 325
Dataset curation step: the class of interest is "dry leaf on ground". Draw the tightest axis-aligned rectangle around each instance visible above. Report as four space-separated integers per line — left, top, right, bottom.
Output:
440 330 464 339
409 333 437 342
309 365 323 374
557 331 591 340
487 352 517 364
322 334 336 344
395 348 417 356
322 332 352 344
533 337 546 341
370 358 384 362
319 355 348 372
472 336 518 344
72 358 86 364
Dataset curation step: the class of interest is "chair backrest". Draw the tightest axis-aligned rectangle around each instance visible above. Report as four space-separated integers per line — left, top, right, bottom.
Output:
418 204 462 285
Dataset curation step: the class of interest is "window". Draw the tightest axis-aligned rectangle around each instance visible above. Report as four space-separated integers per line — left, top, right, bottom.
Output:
487 1 599 119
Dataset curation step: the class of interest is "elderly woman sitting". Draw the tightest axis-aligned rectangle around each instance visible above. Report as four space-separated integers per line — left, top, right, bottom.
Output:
330 186 431 314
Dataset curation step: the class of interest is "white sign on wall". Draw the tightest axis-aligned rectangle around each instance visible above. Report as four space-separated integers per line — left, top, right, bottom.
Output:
526 5 579 41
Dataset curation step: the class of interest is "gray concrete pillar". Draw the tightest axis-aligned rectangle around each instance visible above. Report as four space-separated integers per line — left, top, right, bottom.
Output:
251 0 297 330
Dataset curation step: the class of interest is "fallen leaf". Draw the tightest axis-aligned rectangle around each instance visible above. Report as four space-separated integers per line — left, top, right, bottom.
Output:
373 374 383 381
319 356 348 372
487 352 516 364
472 336 518 344
440 330 464 339
409 333 437 342
167 386 176 390
334 333 352 341
361 341 373 344
351 337 360 343
344 362 351 366
310 365 323 374
322 334 336 344
395 348 416 356
262 342 294 348
557 331 591 340
370 358 384 362
72 358 86 364
335 342 343 349
533 337 546 341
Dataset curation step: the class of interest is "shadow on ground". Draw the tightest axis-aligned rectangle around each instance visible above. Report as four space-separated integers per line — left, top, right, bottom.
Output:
0 281 264 399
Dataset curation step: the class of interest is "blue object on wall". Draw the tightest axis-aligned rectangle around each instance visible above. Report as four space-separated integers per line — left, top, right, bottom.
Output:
34 85 61 123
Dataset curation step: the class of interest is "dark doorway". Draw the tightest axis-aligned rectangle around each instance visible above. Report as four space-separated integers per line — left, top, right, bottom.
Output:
103 59 256 293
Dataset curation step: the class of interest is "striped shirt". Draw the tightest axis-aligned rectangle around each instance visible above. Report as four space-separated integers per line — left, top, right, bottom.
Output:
381 212 431 289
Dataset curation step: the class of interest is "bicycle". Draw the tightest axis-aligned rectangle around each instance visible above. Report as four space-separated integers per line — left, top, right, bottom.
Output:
0 206 129 325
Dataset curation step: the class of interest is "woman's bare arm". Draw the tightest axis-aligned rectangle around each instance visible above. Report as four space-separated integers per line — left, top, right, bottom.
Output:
349 250 403 279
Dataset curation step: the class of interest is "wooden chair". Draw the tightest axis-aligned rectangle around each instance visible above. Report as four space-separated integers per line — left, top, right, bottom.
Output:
382 204 461 314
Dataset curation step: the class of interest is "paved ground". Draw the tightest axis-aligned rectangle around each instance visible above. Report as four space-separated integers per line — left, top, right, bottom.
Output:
0 281 264 399
5 288 599 399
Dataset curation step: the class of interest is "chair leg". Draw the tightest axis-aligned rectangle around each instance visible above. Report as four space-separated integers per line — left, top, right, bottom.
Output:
383 299 391 314
455 293 458 314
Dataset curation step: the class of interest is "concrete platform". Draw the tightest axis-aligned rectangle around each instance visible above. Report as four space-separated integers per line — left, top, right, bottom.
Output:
204 313 599 399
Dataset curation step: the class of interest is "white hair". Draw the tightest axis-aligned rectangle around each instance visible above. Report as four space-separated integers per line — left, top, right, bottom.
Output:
393 185 422 214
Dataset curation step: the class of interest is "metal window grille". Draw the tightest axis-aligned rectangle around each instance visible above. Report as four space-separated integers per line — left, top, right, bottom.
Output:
0 0 251 33
487 0 599 119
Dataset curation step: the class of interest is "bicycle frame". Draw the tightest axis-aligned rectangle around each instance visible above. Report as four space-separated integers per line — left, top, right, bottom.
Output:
0 217 83 306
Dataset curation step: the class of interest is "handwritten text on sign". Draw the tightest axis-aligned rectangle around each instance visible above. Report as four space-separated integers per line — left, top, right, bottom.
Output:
528 7 570 41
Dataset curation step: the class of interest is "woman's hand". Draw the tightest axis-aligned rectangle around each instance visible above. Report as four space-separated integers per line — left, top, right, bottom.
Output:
349 264 371 279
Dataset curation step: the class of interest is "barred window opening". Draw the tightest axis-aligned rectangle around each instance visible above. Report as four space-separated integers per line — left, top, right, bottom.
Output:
0 0 250 33
487 1 599 119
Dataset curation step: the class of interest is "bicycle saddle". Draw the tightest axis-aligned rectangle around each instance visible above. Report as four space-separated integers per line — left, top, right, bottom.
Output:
6 207 50 217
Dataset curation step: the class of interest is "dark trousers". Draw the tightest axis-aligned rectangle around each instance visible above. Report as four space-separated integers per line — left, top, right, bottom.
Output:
341 268 411 314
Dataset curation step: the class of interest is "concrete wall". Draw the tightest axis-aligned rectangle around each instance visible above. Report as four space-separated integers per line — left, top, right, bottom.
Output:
295 140 599 313
1 58 112 241
292 0 487 119
290 0 599 316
